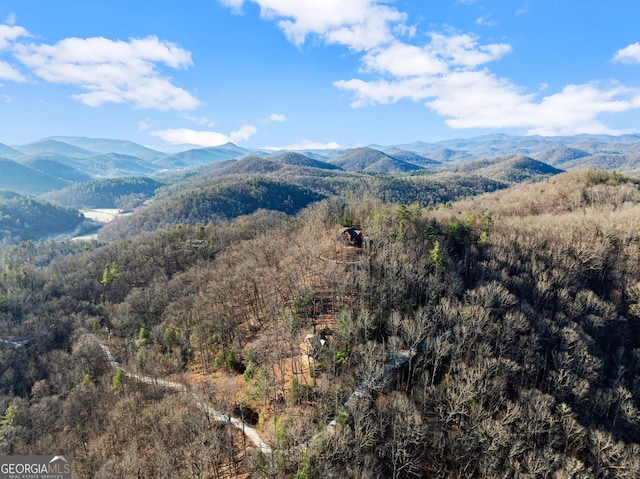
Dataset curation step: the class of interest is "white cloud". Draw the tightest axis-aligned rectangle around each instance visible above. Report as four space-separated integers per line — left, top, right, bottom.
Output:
612 42 640 65
338 69 640 135
423 70 536 129
0 22 29 83
429 33 511 68
13 35 200 110
361 33 510 80
266 113 286 122
220 0 245 13
523 83 638 135
475 15 496 27
221 0 406 51
222 1 640 136
263 139 340 150
334 24 640 136
137 120 151 132
335 77 434 107
182 113 217 128
337 32 512 107
258 112 287 124
362 42 447 77
393 23 416 39
150 124 257 146
0 60 25 82
0 24 29 50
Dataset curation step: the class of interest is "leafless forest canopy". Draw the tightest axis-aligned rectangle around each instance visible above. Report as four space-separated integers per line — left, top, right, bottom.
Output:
1 169 640 478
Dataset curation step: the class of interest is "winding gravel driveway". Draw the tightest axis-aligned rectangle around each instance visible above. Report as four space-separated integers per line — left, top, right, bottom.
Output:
97 327 455 454
98 341 272 454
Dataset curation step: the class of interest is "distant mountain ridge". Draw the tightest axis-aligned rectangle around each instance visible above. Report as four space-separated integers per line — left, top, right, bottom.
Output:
14 139 95 157
0 143 23 159
452 154 564 183
268 152 340 170
330 147 423 173
0 158 72 194
45 136 164 160
381 147 440 167
6 133 640 174
19 157 92 183
2 133 640 198
154 142 256 169
529 145 591 165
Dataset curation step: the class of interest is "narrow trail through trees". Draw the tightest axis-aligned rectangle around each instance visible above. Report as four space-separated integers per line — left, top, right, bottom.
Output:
95 327 455 455
97 340 272 454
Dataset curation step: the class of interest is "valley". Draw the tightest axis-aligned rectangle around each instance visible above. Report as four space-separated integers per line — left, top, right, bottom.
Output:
71 209 127 241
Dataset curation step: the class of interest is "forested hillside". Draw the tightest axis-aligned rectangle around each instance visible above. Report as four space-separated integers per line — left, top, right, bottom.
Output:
98 177 326 240
0 191 84 244
41 177 162 209
330 147 423 173
0 169 639 478
451 154 563 183
99 160 508 242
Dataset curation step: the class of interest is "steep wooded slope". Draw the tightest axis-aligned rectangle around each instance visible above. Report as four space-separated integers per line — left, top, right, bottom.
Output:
0 191 84 243
98 176 325 240
41 177 162 209
331 147 423 173
448 154 563 183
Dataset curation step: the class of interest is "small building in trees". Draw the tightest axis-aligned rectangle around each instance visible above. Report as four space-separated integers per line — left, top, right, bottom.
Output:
300 328 332 361
343 227 364 248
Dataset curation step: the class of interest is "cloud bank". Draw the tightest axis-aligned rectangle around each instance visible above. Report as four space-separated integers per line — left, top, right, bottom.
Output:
150 124 258 146
223 0 640 136
0 24 28 82
266 113 287 122
0 17 262 146
1 20 200 110
221 0 406 50
13 35 199 109
613 42 640 65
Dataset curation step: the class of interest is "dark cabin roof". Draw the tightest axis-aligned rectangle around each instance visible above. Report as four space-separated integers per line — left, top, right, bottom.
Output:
344 228 361 241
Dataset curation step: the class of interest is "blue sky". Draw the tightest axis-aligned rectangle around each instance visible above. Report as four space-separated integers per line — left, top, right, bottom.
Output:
1 1 640 150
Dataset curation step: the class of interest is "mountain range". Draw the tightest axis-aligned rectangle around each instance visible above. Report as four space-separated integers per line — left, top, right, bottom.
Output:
1 133 640 186
0 133 639 207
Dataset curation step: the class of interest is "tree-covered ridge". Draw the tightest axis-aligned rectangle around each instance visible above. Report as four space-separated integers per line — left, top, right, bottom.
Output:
0 170 639 477
161 157 509 207
367 173 506 206
447 153 564 183
41 177 163 209
0 152 526 245
98 168 509 242
330 147 424 173
0 191 83 244
216 156 286 175
268 152 340 170
99 176 326 240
